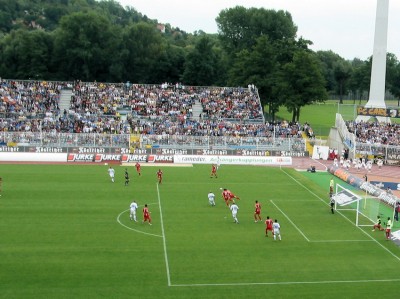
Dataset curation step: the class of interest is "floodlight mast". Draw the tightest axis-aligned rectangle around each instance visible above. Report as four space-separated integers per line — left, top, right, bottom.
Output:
356 0 390 123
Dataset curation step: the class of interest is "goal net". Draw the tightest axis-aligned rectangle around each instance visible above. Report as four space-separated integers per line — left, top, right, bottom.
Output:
332 183 397 228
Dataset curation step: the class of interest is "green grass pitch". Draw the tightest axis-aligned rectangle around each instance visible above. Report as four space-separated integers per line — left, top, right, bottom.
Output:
0 163 399 299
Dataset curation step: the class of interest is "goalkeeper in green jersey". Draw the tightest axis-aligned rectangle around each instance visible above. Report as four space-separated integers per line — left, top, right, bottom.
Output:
372 216 384 231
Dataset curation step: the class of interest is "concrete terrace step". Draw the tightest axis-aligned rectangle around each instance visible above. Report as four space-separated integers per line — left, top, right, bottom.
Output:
59 89 72 112
191 101 203 119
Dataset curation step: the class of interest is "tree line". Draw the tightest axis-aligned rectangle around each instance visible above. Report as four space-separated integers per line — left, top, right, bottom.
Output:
0 0 399 121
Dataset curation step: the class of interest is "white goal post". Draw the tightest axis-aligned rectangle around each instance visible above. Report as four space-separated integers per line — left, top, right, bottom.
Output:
332 183 396 227
332 183 364 226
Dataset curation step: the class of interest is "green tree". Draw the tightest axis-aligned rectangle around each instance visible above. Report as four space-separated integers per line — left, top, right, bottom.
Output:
0 0 14 32
348 58 371 104
0 29 53 79
316 50 343 94
216 6 303 120
53 11 119 81
182 36 221 86
385 52 400 105
151 43 185 83
333 59 352 104
43 4 69 30
389 63 400 106
120 22 164 83
216 6 297 60
228 36 279 118
276 50 327 122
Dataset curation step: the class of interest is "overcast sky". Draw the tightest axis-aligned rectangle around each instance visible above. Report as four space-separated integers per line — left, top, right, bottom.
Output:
117 0 400 61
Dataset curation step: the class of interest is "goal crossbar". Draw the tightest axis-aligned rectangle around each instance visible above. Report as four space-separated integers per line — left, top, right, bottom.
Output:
333 184 367 226
333 184 362 207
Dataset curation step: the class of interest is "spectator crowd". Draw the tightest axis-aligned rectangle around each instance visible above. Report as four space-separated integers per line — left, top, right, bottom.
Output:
3 78 399 149
0 79 313 141
346 120 400 146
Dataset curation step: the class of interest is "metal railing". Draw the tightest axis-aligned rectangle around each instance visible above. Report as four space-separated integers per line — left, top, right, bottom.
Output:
0 131 306 151
335 113 356 150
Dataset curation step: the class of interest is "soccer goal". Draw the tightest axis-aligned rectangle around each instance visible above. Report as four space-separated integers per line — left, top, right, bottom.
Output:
332 183 396 227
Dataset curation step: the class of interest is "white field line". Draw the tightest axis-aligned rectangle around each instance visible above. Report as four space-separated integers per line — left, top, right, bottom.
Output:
157 183 172 287
166 182 297 185
170 278 400 287
270 200 373 243
276 199 319 202
312 158 328 171
116 209 162 238
280 168 400 262
118 172 397 287
309 240 374 243
270 200 310 242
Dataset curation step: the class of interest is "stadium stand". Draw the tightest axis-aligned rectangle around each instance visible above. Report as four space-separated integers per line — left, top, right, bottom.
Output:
346 120 400 145
332 113 400 167
0 79 312 151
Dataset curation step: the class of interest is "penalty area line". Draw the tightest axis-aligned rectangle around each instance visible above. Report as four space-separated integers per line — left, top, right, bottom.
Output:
270 200 310 242
280 168 400 263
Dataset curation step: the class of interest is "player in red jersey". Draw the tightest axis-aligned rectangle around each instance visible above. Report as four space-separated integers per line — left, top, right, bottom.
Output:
221 188 240 207
210 164 218 178
385 217 392 239
265 216 273 237
157 169 163 184
142 204 152 225
254 200 262 222
135 162 141 176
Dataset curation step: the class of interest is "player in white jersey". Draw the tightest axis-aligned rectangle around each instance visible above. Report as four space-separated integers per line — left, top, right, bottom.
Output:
345 159 351 170
361 157 366 169
108 166 115 182
273 219 281 240
377 158 383 170
230 202 239 224
356 159 362 171
339 156 344 167
352 159 357 168
129 200 138 222
208 191 216 206
333 157 338 167
366 160 373 172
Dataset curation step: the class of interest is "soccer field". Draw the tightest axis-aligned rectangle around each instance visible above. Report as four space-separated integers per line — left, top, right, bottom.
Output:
0 163 399 299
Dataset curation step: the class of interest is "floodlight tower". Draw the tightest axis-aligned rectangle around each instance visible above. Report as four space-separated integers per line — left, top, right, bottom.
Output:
356 0 390 123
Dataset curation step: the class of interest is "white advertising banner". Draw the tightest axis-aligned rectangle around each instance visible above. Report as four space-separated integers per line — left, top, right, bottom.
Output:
312 145 330 160
0 153 66 162
174 155 292 166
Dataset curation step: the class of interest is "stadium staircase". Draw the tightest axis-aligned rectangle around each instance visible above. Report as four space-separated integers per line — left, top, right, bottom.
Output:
302 132 314 155
59 89 72 112
192 100 203 120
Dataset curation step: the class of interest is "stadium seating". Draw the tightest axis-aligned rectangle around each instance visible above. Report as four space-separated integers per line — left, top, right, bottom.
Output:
0 79 314 151
346 120 400 146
